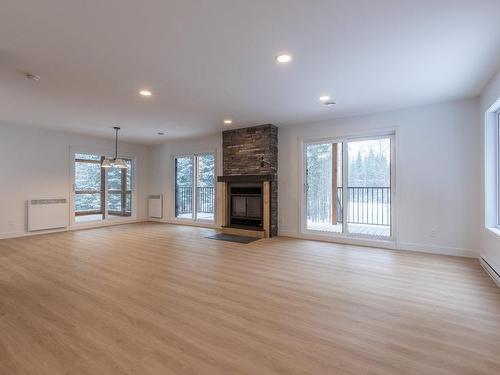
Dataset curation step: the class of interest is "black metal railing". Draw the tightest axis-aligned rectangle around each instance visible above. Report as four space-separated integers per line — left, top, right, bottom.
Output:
176 186 214 215
347 187 390 226
176 186 193 214
307 186 390 226
197 187 215 213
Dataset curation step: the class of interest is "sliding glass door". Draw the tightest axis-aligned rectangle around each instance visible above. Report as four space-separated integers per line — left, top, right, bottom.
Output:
175 153 215 222
304 135 393 239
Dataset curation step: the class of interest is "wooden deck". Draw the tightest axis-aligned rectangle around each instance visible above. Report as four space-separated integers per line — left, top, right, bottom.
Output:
0 222 499 374
307 221 391 237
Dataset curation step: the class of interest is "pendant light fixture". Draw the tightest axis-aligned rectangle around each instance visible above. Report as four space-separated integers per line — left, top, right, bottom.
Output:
102 127 127 169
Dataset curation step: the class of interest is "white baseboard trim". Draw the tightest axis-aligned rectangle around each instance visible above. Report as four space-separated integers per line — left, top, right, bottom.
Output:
147 218 164 223
278 230 396 250
398 242 478 258
480 256 500 287
278 230 478 258
0 227 68 240
70 218 147 231
0 219 147 240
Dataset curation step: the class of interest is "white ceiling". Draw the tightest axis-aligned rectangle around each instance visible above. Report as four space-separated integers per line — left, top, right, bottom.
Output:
1 0 499 144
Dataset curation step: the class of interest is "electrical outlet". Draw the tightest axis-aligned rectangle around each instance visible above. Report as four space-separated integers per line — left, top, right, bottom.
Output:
279 217 284 225
430 229 436 239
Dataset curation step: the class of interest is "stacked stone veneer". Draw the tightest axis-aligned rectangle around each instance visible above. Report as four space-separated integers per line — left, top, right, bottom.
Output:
222 124 278 236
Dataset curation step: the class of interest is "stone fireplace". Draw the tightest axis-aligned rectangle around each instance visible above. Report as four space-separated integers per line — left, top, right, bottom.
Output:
217 124 278 238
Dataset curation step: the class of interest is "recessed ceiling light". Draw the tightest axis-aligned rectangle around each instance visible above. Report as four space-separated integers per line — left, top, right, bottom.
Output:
319 95 331 102
224 119 233 125
276 54 292 63
139 90 152 96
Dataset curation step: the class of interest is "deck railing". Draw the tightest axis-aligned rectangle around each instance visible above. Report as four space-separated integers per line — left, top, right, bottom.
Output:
176 186 214 215
177 185 390 226
307 186 391 226
347 187 390 226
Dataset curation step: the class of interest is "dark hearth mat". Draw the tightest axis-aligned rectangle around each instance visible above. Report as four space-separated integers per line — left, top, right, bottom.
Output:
206 233 260 244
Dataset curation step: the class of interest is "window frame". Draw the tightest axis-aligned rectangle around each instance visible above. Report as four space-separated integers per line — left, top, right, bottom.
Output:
74 155 105 218
70 147 137 227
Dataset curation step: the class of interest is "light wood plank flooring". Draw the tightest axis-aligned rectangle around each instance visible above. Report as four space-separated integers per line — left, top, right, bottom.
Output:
0 223 499 374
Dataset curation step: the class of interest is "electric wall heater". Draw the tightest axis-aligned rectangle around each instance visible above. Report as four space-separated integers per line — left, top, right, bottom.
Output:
27 198 69 232
148 194 163 219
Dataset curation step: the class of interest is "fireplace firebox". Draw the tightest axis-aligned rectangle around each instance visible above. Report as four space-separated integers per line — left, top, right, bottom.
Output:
229 183 263 229
217 174 275 237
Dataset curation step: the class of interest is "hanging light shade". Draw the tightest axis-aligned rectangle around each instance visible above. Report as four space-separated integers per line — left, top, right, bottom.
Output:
113 158 128 169
102 126 127 169
101 158 113 168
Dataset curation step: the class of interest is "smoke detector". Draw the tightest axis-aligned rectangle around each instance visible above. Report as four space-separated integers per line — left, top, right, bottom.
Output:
25 73 40 81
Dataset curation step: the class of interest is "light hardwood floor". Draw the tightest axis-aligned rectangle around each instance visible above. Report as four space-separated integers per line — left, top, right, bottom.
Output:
0 223 499 375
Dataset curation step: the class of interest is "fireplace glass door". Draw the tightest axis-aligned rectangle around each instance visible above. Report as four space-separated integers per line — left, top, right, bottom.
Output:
231 196 262 219
246 196 262 218
232 196 247 217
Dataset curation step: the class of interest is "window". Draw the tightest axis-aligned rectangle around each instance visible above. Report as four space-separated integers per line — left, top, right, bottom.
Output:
73 153 134 223
175 153 215 221
304 134 394 239
74 153 104 222
497 111 500 228
107 160 132 217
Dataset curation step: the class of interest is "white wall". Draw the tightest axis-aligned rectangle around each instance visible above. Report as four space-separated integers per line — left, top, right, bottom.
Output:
0 123 150 238
278 99 480 257
480 69 500 272
148 134 222 226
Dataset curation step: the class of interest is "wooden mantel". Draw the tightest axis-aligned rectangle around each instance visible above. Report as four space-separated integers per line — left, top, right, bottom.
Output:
217 174 275 183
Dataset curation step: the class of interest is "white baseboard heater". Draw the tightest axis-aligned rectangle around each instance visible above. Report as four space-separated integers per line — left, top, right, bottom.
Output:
28 198 69 232
148 194 163 219
480 257 500 287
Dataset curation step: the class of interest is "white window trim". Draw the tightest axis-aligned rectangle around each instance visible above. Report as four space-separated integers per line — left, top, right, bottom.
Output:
496 111 500 229
172 150 217 225
484 98 500 236
69 146 138 228
299 131 397 244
